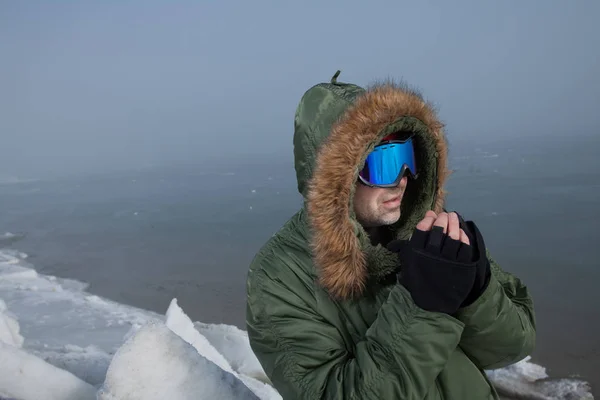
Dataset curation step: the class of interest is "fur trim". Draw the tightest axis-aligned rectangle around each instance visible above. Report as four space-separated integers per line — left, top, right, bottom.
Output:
306 82 450 300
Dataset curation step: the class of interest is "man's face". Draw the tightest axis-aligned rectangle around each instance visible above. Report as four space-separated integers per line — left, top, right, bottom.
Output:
353 175 408 228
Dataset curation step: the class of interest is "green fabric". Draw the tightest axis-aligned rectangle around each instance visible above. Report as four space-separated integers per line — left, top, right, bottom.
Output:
293 75 365 197
246 73 536 399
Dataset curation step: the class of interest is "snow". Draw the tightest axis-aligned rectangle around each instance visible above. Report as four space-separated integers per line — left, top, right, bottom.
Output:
0 247 595 400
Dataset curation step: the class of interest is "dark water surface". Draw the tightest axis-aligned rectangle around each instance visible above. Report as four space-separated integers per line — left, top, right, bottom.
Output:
1 134 598 389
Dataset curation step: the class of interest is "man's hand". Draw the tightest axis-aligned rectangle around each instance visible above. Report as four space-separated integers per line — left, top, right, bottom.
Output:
387 211 478 315
417 211 470 246
419 210 492 307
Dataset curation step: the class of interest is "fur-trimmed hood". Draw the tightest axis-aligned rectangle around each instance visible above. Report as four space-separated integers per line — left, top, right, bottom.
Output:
293 71 450 300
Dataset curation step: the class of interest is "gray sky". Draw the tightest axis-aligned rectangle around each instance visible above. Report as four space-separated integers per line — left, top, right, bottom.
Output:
1 1 599 179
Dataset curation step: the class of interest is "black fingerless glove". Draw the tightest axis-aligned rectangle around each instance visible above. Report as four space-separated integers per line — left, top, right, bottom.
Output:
455 213 492 306
387 226 477 315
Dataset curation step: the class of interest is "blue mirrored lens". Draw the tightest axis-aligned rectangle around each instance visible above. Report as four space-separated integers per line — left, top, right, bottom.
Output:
359 139 417 186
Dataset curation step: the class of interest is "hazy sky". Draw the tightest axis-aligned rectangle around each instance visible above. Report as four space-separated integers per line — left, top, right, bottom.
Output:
1 1 599 179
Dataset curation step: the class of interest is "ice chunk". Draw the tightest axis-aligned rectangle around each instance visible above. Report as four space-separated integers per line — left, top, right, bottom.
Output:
97 322 260 400
0 300 23 348
487 356 594 399
165 298 233 373
195 321 271 384
165 299 281 399
31 344 111 387
0 341 96 400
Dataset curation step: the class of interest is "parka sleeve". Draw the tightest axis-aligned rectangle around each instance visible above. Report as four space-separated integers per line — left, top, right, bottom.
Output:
246 255 466 400
455 251 536 370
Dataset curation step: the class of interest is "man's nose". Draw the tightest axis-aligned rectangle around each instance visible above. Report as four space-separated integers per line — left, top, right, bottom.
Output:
396 175 408 188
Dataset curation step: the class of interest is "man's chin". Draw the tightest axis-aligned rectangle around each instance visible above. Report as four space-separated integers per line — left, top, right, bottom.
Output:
379 210 401 226
356 208 401 228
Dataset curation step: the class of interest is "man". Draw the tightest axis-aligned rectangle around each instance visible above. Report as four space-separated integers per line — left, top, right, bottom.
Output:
246 71 536 399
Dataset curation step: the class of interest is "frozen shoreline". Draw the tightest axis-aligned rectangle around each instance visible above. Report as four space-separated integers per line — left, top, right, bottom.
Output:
0 247 594 399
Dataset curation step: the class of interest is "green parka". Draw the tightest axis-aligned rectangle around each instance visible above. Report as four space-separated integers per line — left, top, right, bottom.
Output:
246 71 536 399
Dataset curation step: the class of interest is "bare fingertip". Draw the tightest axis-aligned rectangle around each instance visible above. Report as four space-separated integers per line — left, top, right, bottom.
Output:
460 229 470 245
434 213 448 224
425 210 437 218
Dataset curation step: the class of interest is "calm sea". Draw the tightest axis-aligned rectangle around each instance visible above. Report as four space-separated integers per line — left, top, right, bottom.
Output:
1 133 598 389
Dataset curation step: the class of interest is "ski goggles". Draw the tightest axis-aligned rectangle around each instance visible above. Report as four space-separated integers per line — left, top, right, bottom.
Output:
358 137 417 187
